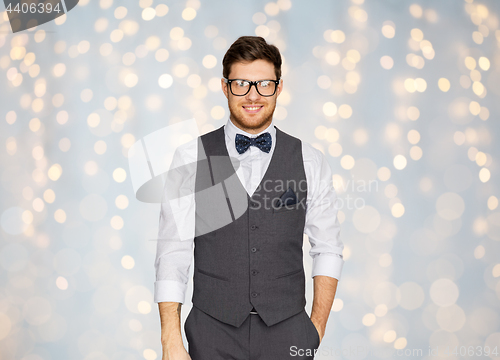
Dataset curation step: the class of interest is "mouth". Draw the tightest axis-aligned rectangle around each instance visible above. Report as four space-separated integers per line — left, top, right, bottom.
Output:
242 105 263 114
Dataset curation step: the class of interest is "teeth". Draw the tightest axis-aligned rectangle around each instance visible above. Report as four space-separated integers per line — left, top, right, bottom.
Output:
245 106 261 110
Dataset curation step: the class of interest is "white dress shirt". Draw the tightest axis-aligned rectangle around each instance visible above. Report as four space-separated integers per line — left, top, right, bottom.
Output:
154 117 344 304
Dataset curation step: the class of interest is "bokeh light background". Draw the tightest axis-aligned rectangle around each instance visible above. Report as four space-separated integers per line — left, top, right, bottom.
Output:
1 0 500 359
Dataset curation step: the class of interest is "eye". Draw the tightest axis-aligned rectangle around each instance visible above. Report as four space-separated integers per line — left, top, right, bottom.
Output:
259 80 271 87
235 80 249 87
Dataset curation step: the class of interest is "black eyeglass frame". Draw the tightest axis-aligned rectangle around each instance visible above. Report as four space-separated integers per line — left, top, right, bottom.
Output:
223 77 282 97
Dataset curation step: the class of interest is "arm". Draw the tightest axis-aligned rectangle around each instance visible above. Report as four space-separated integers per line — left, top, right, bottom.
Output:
310 276 338 342
302 143 344 343
159 302 191 360
155 140 198 359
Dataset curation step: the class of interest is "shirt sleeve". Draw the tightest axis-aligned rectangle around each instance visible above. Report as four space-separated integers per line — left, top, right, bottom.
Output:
302 142 344 281
154 139 198 304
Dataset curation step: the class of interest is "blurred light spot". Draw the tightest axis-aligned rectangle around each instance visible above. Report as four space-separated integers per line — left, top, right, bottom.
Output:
479 168 490 183
487 196 498 210
407 129 420 144
142 7 156 21
436 304 466 332
122 255 135 269
377 167 391 181
87 113 100 128
340 155 355 170
332 298 343 312
170 27 184 40
362 313 376 326
211 106 225 120
110 215 124 230
255 25 270 38
436 192 464 220
328 143 342 157
383 330 397 343
110 235 122 250
84 161 98 176
54 209 66 223
0 313 11 340
115 195 129 210
438 78 450 92
391 203 405 218
80 89 93 103
474 245 485 259
138 301 152 314
203 54 217 69
380 55 394 69
143 349 157 360
409 146 422 160
317 75 331 89
398 282 425 310
145 36 161 50
158 74 174 89
156 4 169 16
6 110 17 124
124 73 138 87
114 6 127 19
129 319 142 332
393 155 407 170
125 286 153 314
48 164 62 181
409 4 423 18
43 189 55 203
381 21 395 38
32 198 45 212
182 7 196 21
323 102 337 116
56 276 68 290
264 2 280 16
59 138 71 152
379 253 392 267
113 168 127 183
478 56 490 71
430 279 459 306
374 304 387 317
338 104 352 119
155 49 169 62
173 64 189 78
394 338 407 350
411 28 424 42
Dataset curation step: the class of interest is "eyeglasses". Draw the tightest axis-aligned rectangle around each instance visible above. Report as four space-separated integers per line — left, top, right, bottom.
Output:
223 78 281 97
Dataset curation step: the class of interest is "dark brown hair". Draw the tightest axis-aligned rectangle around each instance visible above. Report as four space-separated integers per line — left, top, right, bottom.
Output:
222 36 282 80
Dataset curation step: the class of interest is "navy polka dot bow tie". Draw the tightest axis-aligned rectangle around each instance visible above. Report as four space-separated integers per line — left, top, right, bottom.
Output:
235 132 272 154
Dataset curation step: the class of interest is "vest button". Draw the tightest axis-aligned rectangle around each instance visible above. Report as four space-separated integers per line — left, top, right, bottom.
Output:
251 269 258 276
251 292 259 298
250 225 257 230
251 202 258 208
251 247 257 253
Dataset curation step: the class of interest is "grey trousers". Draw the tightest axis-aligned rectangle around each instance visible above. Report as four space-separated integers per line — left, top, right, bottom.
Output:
185 305 321 360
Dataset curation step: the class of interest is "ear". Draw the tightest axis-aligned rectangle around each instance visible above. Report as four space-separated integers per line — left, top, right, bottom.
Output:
276 78 284 97
221 78 229 99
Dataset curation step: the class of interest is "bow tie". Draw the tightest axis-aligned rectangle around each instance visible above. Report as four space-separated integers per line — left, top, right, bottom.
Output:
235 132 272 154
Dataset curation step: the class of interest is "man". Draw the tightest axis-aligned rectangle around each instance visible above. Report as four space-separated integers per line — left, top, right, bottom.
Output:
155 36 344 360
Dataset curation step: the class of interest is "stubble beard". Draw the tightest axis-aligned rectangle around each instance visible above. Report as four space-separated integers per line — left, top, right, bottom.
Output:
228 98 277 133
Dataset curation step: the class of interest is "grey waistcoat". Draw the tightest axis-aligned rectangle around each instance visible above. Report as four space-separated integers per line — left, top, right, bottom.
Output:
191 125 308 327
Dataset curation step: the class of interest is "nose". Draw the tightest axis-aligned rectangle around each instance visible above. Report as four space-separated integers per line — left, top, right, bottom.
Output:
245 83 261 101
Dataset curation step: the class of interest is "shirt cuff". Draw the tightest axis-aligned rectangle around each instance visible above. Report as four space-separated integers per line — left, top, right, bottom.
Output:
154 280 187 304
311 254 344 281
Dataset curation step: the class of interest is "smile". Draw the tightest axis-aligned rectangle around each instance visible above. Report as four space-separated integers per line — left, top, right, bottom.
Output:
242 105 263 113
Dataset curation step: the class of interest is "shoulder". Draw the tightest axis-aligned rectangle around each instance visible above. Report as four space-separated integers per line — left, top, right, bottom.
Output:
301 140 325 168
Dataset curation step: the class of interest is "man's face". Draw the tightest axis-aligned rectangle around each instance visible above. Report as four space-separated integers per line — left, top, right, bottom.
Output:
221 59 283 134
